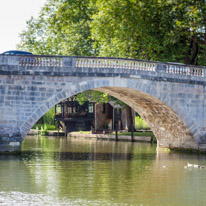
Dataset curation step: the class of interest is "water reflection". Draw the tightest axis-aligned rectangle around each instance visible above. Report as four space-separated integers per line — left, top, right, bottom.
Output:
0 136 205 205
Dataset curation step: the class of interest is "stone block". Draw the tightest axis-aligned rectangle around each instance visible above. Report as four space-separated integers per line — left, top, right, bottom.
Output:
9 142 20 146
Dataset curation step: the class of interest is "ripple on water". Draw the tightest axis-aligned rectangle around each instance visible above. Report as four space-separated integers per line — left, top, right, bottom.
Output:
0 191 131 206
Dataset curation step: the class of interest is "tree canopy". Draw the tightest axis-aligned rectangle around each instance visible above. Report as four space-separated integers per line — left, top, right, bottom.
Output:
18 0 206 65
18 0 96 56
75 90 125 106
90 0 206 65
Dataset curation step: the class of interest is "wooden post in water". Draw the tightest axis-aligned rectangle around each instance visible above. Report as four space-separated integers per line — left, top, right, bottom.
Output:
131 123 134 142
115 123 118 141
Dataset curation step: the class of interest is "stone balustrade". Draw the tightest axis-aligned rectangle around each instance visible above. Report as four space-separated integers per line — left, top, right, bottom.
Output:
75 58 156 71
166 64 204 77
19 56 63 67
0 54 205 78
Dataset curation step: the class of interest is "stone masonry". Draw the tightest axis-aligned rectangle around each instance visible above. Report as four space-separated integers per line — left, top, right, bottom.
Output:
0 55 206 152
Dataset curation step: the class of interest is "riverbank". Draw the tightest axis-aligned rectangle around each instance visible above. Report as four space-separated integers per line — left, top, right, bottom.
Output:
28 129 65 136
68 132 152 142
28 129 153 143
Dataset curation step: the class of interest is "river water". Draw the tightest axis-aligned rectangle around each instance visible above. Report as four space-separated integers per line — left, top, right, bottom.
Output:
0 136 206 206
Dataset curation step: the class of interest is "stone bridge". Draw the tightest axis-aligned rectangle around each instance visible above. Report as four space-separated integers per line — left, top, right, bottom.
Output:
0 54 206 153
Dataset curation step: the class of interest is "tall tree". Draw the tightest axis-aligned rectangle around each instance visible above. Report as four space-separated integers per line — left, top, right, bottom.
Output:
91 0 206 65
17 0 96 56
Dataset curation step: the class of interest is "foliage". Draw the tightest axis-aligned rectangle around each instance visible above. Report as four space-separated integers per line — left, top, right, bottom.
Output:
32 123 56 131
38 107 55 125
17 0 96 56
41 124 49 136
135 116 150 130
75 90 125 107
18 0 206 66
91 0 206 65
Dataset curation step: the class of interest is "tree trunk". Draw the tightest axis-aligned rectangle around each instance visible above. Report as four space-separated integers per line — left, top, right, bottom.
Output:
184 37 199 65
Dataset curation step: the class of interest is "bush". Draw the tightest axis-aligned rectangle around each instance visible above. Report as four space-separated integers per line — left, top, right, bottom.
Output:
41 124 49 136
135 116 150 130
32 123 56 130
42 107 55 125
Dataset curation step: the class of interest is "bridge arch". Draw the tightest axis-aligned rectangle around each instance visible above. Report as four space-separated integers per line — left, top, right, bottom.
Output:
20 77 198 150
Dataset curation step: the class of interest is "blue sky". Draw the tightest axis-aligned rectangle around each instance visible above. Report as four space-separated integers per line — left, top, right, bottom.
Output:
0 0 47 53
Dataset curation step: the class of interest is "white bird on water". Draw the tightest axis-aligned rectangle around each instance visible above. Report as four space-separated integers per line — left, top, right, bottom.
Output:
186 163 205 169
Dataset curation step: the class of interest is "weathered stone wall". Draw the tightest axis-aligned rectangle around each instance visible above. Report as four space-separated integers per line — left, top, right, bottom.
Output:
0 55 206 152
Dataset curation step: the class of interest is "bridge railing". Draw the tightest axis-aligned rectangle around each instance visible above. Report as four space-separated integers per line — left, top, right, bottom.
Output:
75 58 156 71
0 54 205 77
166 64 204 77
18 56 63 67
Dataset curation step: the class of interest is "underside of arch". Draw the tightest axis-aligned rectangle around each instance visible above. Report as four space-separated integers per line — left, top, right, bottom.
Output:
94 87 198 150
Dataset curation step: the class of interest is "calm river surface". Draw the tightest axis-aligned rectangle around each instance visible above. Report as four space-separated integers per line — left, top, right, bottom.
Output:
0 136 206 206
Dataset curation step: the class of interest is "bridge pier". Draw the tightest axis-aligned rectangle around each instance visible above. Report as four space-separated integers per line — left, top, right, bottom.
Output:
0 129 23 153
156 138 199 152
0 141 22 153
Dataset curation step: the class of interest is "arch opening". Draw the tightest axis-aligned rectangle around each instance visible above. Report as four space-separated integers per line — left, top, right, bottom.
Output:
21 78 198 151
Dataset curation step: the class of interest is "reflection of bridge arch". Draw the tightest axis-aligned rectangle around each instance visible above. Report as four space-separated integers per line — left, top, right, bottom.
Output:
0 55 205 152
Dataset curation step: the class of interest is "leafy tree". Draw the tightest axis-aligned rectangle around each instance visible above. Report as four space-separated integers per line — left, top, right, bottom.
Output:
91 0 206 65
17 0 96 56
18 0 206 65
42 106 55 125
75 90 124 105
